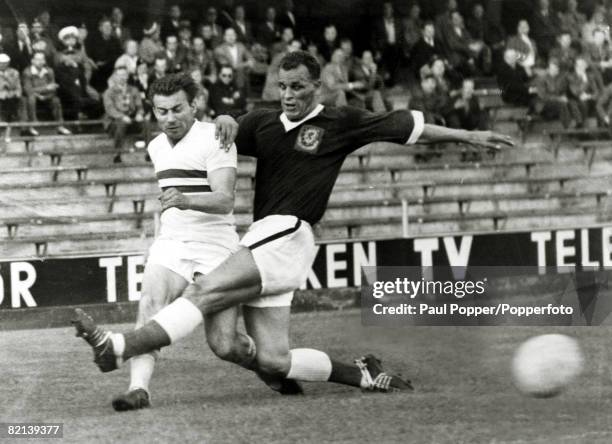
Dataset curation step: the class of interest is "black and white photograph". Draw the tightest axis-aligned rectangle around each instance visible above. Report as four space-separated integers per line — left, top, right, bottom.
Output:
1 0 612 442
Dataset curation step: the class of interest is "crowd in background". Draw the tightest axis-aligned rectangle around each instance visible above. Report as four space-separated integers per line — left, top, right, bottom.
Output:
0 0 612 150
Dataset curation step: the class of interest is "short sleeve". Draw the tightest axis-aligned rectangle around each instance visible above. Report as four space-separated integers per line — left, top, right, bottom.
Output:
206 141 237 173
235 110 266 157
345 108 425 151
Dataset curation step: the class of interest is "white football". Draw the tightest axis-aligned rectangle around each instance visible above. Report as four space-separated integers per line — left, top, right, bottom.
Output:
512 334 584 398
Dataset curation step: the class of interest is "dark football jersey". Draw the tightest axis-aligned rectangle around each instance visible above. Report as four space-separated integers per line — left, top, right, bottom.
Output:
235 105 423 225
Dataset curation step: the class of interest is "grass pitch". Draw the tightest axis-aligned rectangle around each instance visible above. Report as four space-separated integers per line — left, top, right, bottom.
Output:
1 310 612 444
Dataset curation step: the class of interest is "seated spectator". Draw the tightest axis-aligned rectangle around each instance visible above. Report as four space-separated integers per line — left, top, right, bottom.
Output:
23 51 71 136
319 24 339 64
87 17 122 92
445 11 491 76
188 36 217 87
340 38 357 75
307 41 326 67
9 22 33 73
410 21 444 77
161 5 182 43
114 39 140 80
584 28 612 82
320 48 363 107
596 82 612 127
445 78 487 130
189 67 211 121
214 28 254 91
111 7 131 44
36 9 59 47
262 39 301 101
201 7 224 47
0 53 24 124
271 27 295 60
557 0 586 45
549 30 578 74
103 66 144 159
402 3 423 58
430 57 461 95
568 56 604 127
371 2 403 86
257 6 280 51
232 5 254 46
535 58 578 128
160 35 188 73
55 27 101 120
278 0 299 38
30 19 56 64
198 24 222 52
530 0 558 60
466 3 506 71
350 49 388 112
208 65 246 118
410 74 448 125
507 20 538 77
139 22 164 67
151 56 168 83
497 48 536 107
134 62 151 111
178 22 193 52
582 8 609 47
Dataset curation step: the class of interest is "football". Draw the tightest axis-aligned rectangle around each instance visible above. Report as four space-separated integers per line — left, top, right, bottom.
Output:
512 334 584 398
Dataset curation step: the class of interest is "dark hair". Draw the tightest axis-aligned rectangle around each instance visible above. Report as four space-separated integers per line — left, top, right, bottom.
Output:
148 73 199 103
279 50 321 80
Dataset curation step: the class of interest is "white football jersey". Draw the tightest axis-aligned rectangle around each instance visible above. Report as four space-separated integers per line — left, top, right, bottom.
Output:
147 120 239 247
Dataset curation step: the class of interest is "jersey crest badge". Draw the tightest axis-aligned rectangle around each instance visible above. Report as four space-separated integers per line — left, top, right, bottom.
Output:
295 125 325 153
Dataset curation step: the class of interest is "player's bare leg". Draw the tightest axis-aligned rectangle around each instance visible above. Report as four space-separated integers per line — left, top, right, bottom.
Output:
204 305 256 369
243 306 413 393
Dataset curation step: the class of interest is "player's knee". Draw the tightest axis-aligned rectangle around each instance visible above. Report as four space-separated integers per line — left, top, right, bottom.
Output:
207 330 237 361
138 290 166 318
255 350 290 377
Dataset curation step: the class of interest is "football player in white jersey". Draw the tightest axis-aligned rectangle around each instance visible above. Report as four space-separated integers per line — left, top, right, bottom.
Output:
110 73 255 411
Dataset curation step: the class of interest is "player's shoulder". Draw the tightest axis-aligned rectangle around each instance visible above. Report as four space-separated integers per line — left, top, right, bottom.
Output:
238 108 280 126
147 132 166 152
191 120 218 136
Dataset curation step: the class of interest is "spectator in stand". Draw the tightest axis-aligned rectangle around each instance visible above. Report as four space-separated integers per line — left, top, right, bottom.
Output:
36 10 59 47
497 48 537 107
257 6 280 51
410 21 444 77
307 41 325 67
320 48 364 107
271 27 295 60
595 82 612 127
31 19 56 64
162 5 182 43
582 8 610 46
584 28 612 82
371 2 402 86
466 3 506 72
445 78 487 130
558 0 586 45
23 51 71 136
218 0 236 30
188 36 217 87
198 24 222 52
55 26 101 121
87 16 122 92
208 65 246 118
568 56 604 127
76 23 97 82
134 62 150 107
261 38 301 102
151 56 168 84
178 22 193 52
0 54 24 125
507 20 538 77
402 3 423 59
214 27 254 91
140 22 164 67
203 7 224 46
530 0 559 60
435 0 458 53
189 67 211 121
340 38 357 75
410 74 448 125
0 25 14 55
232 5 253 45
103 66 144 159
114 39 140 81
319 24 340 64
445 11 491 76
350 49 388 112
535 58 578 128
278 0 299 37
549 30 578 74
111 7 131 44
431 57 461 95
9 22 33 73
161 35 188 73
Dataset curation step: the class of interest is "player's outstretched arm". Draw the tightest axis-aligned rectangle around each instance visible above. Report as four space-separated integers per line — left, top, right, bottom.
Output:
214 115 239 151
418 124 515 151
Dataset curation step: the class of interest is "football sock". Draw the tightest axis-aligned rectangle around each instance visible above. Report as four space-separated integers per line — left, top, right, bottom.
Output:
129 353 156 393
121 321 171 361
286 348 333 381
328 359 365 388
151 297 204 342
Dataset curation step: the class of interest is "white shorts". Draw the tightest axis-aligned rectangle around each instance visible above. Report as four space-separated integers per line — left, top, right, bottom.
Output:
147 239 237 283
240 215 317 307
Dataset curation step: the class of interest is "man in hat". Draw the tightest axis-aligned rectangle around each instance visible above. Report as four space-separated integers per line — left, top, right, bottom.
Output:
140 22 164 67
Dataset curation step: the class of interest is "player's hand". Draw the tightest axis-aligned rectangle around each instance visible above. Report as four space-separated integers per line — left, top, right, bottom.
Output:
464 131 515 151
214 114 238 151
159 188 190 212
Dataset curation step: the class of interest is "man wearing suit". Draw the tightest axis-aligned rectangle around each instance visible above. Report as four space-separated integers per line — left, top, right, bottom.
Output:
232 5 254 46
568 56 604 127
161 5 182 43
371 2 403 86
277 0 299 38
444 11 490 76
9 22 33 73
497 48 536 107
506 20 538 77
202 7 224 47
410 22 445 77
530 0 559 60
257 7 280 51
214 27 254 90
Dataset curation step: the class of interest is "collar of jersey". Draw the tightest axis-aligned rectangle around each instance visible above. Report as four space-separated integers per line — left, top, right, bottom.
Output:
279 104 324 132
